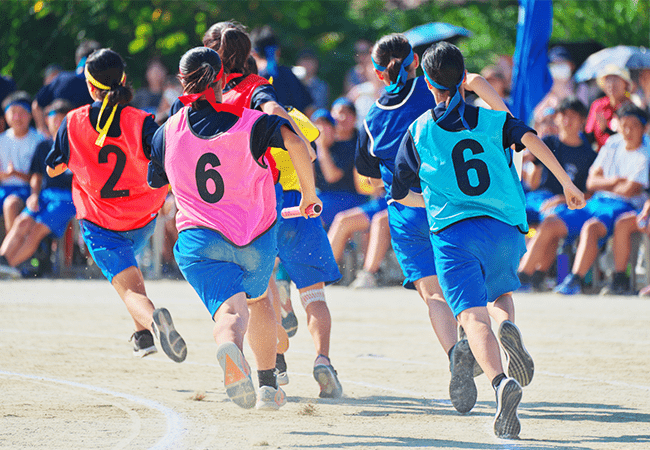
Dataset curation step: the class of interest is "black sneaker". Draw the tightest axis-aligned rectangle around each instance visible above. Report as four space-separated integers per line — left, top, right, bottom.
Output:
457 326 484 377
493 377 522 439
313 355 343 398
448 339 478 414
130 330 157 358
498 321 534 387
152 308 187 363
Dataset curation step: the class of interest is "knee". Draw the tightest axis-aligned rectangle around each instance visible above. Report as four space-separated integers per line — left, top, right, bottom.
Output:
538 216 567 238
614 213 637 235
582 218 605 238
3 195 23 212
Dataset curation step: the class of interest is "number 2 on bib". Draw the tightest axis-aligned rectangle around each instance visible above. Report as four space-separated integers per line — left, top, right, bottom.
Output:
451 139 491 196
195 153 225 203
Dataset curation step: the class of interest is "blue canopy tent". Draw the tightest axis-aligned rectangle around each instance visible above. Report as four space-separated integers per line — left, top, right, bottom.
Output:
403 22 472 56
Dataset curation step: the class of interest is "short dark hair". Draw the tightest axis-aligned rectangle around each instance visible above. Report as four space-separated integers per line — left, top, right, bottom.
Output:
2 90 31 111
421 42 465 92
250 25 278 54
45 98 74 116
555 97 588 118
616 103 649 125
75 40 102 64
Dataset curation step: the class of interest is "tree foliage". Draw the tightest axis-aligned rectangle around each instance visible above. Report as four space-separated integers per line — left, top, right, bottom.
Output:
1 0 648 101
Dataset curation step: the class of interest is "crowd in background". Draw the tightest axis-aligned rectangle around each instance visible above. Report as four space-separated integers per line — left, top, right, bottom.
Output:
1 26 650 297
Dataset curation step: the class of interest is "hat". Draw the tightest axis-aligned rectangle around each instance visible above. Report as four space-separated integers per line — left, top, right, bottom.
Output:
331 97 356 115
548 46 573 63
311 108 335 126
597 64 632 90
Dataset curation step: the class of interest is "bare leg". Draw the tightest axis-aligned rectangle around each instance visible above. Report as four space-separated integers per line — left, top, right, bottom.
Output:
363 209 390 273
612 212 639 273
572 219 607 277
457 306 504 381
413 275 457 354
111 266 155 331
213 292 249 349
3 195 25 233
246 292 278 371
518 216 568 275
327 208 370 263
299 282 331 358
1 215 51 266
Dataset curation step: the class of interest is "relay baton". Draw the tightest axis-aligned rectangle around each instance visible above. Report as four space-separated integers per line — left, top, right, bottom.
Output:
281 203 322 219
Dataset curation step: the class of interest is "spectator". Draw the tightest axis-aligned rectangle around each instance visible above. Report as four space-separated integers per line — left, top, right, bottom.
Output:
0 99 75 279
631 68 650 110
0 91 44 233
519 104 650 294
472 65 511 110
533 46 577 128
154 75 183 125
294 49 329 116
585 64 633 150
346 50 385 130
312 103 367 229
250 25 313 113
0 75 17 134
32 40 100 137
553 104 650 295
131 59 167 115
344 39 372 93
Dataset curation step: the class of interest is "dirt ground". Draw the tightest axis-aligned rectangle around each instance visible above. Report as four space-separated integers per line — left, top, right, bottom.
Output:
1 279 649 450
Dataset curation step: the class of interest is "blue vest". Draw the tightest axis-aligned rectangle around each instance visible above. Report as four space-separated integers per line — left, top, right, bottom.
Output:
363 77 433 198
409 107 528 233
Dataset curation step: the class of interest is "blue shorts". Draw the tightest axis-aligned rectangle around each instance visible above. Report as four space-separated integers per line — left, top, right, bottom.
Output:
277 190 341 289
431 217 527 318
525 189 555 225
0 185 30 204
22 188 75 238
359 196 388 220
80 218 156 282
174 225 278 318
316 190 368 229
387 201 436 290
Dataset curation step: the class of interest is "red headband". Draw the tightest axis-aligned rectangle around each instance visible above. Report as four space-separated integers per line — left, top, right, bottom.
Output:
178 64 243 117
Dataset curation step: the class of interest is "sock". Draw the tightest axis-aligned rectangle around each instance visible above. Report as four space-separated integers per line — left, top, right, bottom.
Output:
612 271 629 288
258 369 277 388
491 373 507 391
517 271 532 284
0 255 9 266
531 270 546 289
276 353 287 373
134 329 152 339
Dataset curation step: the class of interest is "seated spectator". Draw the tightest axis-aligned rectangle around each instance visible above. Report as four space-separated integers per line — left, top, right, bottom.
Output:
601 198 650 295
0 91 44 233
250 25 313 113
585 65 633 150
312 103 367 229
295 49 330 117
524 98 596 228
155 75 183 125
519 104 650 294
0 75 17 134
631 67 650 110
32 40 100 137
344 39 372 93
131 59 167 115
533 46 577 127
472 65 511 110
0 99 75 279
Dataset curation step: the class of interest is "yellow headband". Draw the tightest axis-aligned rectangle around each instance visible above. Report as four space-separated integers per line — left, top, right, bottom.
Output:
84 66 126 146
84 65 126 91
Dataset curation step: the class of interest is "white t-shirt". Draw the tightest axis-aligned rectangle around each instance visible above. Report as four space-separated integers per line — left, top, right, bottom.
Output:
0 127 43 186
592 133 650 208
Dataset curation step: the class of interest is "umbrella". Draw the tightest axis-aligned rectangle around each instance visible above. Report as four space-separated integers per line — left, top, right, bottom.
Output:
403 22 472 55
574 45 650 82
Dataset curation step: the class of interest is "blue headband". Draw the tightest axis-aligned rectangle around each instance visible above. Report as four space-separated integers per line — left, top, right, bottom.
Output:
423 69 469 130
621 111 648 127
263 45 279 79
4 100 31 114
371 47 414 94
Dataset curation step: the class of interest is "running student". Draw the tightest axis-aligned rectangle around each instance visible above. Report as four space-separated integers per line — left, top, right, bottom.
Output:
148 47 320 410
46 49 186 363
356 33 513 413
201 21 344 399
392 42 585 439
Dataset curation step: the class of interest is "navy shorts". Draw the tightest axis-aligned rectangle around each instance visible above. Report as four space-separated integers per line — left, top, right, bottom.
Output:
81 218 156 282
277 190 341 289
387 201 436 290
431 217 526 317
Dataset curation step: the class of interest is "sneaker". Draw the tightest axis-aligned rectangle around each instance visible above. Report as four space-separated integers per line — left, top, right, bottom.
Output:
493 377 522 439
498 321 534 387
457 326 483 377
277 280 298 338
448 339 478 414
256 385 287 410
276 353 289 386
350 270 377 289
129 330 157 358
313 356 343 398
216 342 256 409
600 273 630 296
152 308 187 363
0 264 21 280
553 273 582 295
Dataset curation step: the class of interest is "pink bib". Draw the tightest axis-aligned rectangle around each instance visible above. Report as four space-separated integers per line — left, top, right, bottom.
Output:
164 108 277 246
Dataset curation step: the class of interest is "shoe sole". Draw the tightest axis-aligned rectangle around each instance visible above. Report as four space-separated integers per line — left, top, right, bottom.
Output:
277 371 289 386
152 308 187 363
449 339 478 414
498 321 534 387
282 311 298 338
313 365 343 399
133 345 157 358
216 342 256 409
256 387 287 410
493 378 522 439
458 327 484 378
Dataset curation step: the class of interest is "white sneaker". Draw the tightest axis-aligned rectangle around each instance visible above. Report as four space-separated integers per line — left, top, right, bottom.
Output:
276 370 289 386
216 342 256 409
493 377 522 439
0 264 21 280
256 385 287 410
350 270 377 289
